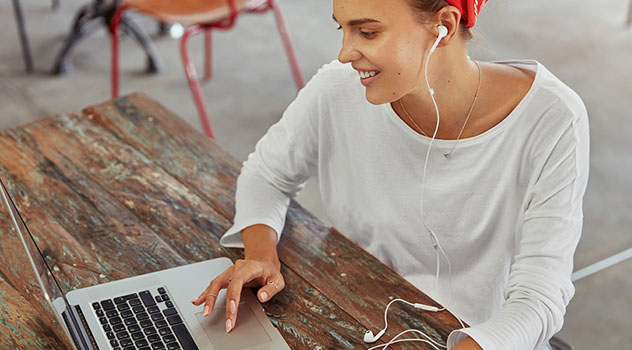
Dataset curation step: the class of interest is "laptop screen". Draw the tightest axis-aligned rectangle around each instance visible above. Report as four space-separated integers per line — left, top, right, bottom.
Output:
0 177 79 349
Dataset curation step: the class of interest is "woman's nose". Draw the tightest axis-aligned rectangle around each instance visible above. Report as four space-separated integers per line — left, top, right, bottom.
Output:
338 37 361 64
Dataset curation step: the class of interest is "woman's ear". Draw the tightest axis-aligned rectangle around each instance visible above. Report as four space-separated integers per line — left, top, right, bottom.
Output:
435 5 462 45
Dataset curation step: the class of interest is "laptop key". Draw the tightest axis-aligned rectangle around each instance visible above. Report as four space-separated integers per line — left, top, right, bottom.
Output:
167 342 181 350
140 291 156 307
132 331 145 340
117 303 131 311
106 310 119 318
144 326 157 335
96 309 105 317
163 308 177 317
159 327 172 336
101 300 115 310
130 298 142 307
121 310 134 319
172 324 198 350
123 293 138 300
116 331 130 340
133 305 146 313
151 313 164 322
140 319 153 328
162 335 176 343
123 347 135 350
106 331 115 339
102 324 111 332
147 334 161 343
114 297 126 304
120 338 133 347
139 348 150 350
113 324 126 333
165 301 174 308
99 317 108 325
151 341 166 349
155 295 163 303
137 312 150 321
110 339 118 347
155 320 168 329
161 294 170 301
110 316 123 325
158 288 166 294
129 324 141 333
92 302 101 310
147 306 160 314
166 315 182 325
136 338 150 347
124 317 138 326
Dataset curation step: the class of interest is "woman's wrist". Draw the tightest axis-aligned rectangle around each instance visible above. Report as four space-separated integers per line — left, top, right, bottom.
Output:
242 224 281 269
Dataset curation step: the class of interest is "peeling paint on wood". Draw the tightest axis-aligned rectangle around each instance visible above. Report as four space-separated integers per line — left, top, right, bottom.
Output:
0 94 463 349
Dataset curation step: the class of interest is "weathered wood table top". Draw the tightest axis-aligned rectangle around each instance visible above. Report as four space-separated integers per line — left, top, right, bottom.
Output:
0 93 463 349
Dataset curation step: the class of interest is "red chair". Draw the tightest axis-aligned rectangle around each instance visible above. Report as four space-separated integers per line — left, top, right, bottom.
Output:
110 0 304 139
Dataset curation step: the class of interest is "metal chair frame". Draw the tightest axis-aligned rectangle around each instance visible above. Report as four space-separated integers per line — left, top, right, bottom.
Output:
111 0 304 139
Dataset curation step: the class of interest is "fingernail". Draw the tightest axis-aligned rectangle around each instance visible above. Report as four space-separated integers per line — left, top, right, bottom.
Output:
260 292 269 302
225 319 232 333
203 305 210 316
230 300 236 314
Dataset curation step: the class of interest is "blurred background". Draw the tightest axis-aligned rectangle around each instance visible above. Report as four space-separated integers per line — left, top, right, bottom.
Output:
1 0 630 349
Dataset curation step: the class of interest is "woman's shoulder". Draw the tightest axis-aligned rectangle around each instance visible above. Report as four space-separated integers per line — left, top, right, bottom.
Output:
492 60 586 118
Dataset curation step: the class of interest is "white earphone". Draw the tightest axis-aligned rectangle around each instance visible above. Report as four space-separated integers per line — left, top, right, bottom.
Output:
362 25 465 349
430 25 448 53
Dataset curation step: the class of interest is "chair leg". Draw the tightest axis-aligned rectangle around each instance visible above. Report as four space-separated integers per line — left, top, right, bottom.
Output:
203 30 212 82
181 25 215 139
12 0 34 73
110 7 125 98
51 4 96 75
268 0 304 89
120 16 164 74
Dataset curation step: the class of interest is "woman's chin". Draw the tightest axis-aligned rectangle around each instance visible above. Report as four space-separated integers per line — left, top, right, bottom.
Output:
364 90 391 105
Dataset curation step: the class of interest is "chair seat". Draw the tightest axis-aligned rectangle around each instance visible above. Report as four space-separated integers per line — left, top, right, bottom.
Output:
123 0 263 25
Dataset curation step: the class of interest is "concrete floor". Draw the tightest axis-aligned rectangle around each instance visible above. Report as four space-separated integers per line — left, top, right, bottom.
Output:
1 0 630 349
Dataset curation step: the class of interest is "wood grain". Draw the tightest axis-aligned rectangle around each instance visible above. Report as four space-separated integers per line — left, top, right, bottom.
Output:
0 105 377 349
85 93 466 344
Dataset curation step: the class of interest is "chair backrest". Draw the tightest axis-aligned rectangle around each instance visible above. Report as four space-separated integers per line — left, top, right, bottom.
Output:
123 0 256 25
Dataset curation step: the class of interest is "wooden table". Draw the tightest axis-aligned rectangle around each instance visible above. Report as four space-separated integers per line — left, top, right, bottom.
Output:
0 93 463 349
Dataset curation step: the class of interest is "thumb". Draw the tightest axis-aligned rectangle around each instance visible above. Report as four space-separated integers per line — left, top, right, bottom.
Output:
257 278 284 303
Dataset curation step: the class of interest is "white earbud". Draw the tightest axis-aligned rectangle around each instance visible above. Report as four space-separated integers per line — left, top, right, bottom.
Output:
363 329 386 343
437 25 448 39
430 25 448 53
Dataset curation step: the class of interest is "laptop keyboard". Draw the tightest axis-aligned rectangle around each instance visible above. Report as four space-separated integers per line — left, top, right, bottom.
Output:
91 287 198 350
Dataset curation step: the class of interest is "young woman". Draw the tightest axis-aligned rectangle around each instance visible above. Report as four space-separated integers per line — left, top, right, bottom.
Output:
192 1 589 349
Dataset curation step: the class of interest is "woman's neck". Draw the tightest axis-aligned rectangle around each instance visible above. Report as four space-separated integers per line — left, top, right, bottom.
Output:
394 50 483 140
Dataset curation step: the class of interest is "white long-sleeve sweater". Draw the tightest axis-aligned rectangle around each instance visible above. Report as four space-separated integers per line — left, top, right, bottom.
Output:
220 60 590 350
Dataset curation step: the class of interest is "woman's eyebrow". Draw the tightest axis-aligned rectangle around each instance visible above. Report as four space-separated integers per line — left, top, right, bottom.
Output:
332 14 381 26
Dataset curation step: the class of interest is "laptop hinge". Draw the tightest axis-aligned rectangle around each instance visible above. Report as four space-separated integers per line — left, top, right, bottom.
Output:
61 304 99 350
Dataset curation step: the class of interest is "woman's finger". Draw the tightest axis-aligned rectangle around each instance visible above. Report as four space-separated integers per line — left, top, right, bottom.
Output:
257 274 286 303
224 260 271 332
192 267 233 318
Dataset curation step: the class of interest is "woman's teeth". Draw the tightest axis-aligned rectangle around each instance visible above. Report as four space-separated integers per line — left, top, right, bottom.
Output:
358 70 379 79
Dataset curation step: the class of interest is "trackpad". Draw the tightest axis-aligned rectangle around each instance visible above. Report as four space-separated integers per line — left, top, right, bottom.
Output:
195 303 272 349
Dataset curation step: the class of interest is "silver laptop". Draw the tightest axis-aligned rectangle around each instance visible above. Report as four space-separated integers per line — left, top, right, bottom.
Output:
0 178 290 350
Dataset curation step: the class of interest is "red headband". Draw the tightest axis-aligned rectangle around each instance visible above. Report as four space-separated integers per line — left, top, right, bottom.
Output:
445 0 488 28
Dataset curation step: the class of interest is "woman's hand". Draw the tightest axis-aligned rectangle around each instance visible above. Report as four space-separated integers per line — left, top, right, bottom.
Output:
191 224 283 333
453 337 483 350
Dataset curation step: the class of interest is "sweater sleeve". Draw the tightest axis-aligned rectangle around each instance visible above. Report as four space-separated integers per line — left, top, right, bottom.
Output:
447 100 590 349
219 73 322 248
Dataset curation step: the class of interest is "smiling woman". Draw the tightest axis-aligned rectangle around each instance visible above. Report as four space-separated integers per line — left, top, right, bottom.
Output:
193 1 590 350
